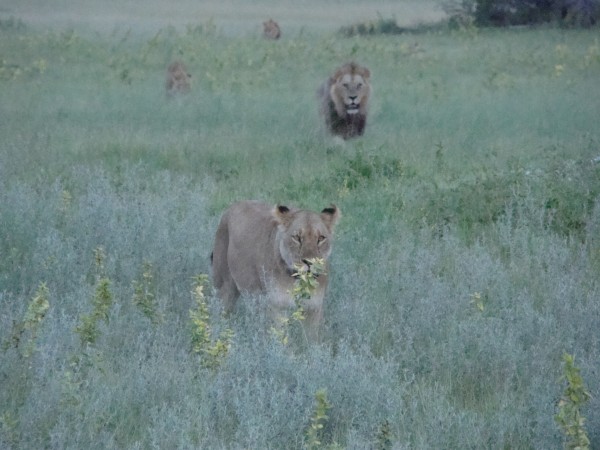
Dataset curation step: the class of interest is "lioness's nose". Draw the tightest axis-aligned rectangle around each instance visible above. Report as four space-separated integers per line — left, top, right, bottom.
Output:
302 259 312 267
349 95 357 101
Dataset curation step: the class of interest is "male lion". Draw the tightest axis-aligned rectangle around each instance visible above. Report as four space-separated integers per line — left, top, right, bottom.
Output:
211 200 340 341
318 62 371 139
165 61 191 96
262 18 281 40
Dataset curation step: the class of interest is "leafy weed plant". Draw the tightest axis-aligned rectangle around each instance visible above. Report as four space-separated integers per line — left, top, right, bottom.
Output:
132 261 162 325
75 248 114 346
189 274 234 370
555 353 592 449
305 389 341 450
271 257 326 345
2 283 50 358
0 283 50 448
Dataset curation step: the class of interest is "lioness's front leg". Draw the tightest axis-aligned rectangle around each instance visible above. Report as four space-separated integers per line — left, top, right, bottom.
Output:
219 278 240 314
302 306 323 342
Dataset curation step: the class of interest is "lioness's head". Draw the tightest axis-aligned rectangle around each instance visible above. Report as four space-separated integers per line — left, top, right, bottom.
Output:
330 62 371 118
273 205 340 273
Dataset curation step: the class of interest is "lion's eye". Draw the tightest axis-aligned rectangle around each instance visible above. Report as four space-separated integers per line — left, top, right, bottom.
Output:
343 83 349 89
357 83 362 89
317 235 326 244
292 234 302 244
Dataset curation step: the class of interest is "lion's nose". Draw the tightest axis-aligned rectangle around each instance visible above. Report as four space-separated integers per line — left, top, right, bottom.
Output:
348 95 357 102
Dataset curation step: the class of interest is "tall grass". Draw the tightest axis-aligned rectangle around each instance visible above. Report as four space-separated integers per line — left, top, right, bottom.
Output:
1 10 599 449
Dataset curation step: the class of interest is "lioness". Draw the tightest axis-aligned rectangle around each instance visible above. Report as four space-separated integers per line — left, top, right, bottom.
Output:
318 62 371 139
165 61 191 96
262 18 281 40
211 200 340 341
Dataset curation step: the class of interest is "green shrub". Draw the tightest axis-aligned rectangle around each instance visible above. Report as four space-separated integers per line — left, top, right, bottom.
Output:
305 389 341 450
335 150 406 191
189 275 234 370
75 249 113 346
2 283 50 358
132 261 162 324
271 257 326 345
339 16 407 37
441 0 600 27
555 353 591 449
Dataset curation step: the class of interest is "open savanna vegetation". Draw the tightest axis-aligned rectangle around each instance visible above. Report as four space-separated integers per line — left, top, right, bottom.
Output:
1 1 599 448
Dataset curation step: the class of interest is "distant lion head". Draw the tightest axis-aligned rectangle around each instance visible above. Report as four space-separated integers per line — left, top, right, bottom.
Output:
330 62 371 118
165 61 191 96
263 19 281 40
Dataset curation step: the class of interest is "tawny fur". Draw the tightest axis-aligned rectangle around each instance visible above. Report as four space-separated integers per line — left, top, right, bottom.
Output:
262 19 281 39
318 62 371 139
211 200 340 341
165 61 191 96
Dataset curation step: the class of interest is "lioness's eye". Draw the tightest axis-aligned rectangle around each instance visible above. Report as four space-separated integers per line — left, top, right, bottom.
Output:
318 235 326 244
292 234 302 244
357 83 362 89
343 83 349 89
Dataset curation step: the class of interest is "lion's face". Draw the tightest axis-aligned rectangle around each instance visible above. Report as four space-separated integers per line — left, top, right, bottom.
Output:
166 61 191 95
263 19 281 39
274 205 339 273
330 64 371 118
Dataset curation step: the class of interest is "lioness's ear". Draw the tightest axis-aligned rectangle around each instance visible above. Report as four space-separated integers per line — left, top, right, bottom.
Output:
273 205 292 226
321 205 340 230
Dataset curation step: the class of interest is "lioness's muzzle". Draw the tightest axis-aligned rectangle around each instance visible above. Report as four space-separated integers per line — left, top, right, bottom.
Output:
301 259 322 277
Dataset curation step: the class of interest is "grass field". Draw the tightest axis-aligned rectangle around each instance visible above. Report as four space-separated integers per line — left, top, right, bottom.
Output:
1 1 600 448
